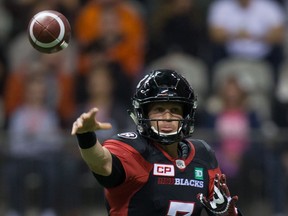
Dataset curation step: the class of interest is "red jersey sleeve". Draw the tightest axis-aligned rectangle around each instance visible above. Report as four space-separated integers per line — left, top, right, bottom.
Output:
103 139 153 184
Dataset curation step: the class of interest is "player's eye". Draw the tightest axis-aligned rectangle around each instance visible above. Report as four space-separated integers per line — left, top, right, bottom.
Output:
155 107 165 113
170 107 182 115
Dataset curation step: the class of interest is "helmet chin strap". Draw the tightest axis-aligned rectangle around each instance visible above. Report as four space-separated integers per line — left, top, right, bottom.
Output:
128 110 138 124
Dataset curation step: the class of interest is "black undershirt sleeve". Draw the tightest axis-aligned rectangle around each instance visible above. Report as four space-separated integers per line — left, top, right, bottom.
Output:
92 154 126 188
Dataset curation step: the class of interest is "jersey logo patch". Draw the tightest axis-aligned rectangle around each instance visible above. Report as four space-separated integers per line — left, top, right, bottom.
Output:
117 132 138 139
194 167 203 180
153 163 175 176
175 159 186 169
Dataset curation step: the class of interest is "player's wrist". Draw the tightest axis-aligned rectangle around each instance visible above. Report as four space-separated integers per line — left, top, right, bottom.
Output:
76 131 97 149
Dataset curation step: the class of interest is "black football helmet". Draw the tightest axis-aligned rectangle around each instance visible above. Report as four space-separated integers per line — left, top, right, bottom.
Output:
130 69 197 145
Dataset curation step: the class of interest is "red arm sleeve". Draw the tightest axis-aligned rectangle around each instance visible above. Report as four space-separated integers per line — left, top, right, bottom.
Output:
103 139 153 183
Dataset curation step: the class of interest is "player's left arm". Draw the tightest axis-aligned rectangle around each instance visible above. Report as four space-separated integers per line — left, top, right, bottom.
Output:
197 174 243 216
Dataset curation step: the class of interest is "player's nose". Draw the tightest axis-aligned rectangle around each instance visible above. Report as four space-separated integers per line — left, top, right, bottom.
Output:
162 110 173 120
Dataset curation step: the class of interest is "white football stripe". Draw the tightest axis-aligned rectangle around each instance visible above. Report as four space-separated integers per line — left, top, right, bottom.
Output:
29 11 66 48
60 41 69 49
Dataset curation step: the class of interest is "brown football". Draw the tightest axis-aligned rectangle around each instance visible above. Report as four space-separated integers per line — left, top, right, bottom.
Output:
28 10 71 54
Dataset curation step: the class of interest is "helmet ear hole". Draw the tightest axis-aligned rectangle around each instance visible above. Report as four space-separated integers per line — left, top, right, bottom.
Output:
142 104 149 118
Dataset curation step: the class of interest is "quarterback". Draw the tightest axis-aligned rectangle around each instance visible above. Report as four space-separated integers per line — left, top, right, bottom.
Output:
71 69 242 215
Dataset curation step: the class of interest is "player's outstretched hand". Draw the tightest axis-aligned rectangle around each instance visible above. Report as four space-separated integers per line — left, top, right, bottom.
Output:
71 107 112 135
197 174 239 216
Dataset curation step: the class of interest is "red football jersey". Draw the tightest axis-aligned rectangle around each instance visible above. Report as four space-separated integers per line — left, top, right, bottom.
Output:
95 132 221 216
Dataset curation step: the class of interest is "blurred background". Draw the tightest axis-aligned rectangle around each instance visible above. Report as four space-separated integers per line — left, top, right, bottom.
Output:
0 0 287 215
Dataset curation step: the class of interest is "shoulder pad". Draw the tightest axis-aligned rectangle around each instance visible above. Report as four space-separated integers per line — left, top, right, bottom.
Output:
188 138 219 169
109 132 149 155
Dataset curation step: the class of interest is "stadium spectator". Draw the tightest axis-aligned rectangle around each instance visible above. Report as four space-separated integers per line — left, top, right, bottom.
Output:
201 74 262 201
3 67 63 216
3 52 76 129
74 40 133 106
75 62 133 142
0 53 8 129
0 2 12 51
208 0 286 81
146 0 210 64
74 0 146 80
269 63 288 215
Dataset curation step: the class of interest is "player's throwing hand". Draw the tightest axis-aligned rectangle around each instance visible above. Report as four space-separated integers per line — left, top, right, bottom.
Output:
71 107 112 135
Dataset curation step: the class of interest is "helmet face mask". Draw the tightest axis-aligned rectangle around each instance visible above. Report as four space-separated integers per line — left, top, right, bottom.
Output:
131 69 197 145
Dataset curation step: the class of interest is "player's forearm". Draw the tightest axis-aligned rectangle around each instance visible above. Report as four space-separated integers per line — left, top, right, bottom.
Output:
76 132 112 176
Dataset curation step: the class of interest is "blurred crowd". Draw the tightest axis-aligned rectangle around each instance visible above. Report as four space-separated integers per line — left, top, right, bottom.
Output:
0 0 287 216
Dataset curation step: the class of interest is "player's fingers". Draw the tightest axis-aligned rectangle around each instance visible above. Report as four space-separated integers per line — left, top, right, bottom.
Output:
71 121 80 135
197 193 208 203
220 182 231 197
231 196 238 204
71 124 76 135
196 193 202 200
75 117 84 128
79 108 98 120
220 174 226 184
214 173 220 187
230 196 238 206
71 118 84 134
98 122 112 130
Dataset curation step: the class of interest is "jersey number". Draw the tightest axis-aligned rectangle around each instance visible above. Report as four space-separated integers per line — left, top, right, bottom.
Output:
167 201 195 216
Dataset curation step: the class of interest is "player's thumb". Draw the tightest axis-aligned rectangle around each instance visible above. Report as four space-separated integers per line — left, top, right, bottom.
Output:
230 196 238 206
98 122 112 130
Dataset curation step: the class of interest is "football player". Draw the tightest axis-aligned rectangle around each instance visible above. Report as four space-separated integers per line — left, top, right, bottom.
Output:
71 69 242 215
